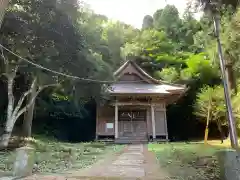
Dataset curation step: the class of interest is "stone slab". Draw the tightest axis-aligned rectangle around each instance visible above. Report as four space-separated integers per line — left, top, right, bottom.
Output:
102 165 145 177
113 159 144 166
217 149 240 180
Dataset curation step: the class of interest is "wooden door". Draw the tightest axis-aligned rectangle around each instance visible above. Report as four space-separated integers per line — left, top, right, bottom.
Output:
119 110 147 138
132 120 147 137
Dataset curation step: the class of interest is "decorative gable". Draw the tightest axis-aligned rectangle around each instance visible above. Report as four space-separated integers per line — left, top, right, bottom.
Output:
119 73 143 82
114 61 153 84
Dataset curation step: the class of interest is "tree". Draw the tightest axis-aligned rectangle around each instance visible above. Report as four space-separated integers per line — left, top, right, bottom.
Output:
142 15 153 30
195 85 227 143
189 0 239 11
180 10 201 52
153 5 182 46
190 0 238 93
0 0 113 147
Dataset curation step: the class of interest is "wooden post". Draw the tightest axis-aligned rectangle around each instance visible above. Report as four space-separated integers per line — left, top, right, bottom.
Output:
151 104 156 139
115 103 118 139
146 108 150 140
163 103 168 141
95 106 99 141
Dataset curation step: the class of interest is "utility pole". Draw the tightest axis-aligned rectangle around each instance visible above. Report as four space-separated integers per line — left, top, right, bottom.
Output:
0 0 9 28
212 6 238 149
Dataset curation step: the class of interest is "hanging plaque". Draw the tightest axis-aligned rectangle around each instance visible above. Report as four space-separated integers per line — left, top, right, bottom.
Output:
106 123 113 129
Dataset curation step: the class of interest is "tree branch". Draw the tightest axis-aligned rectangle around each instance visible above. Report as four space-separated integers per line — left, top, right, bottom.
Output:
11 78 37 119
1 46 7 65
14 83 59 122
6 73 15 121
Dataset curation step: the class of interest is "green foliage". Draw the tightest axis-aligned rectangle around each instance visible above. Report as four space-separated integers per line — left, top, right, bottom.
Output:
101 21 138 69
181 53 219 83
153 5 181 33
122 29 173 58
154 67 179 83
153 5 201 52
231 84 240 135
0 0 114 101
220 8 240 77
190 0 239 12
195 85 226 125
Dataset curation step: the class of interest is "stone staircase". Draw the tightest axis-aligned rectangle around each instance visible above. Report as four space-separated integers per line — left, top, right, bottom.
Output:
115 136 148 144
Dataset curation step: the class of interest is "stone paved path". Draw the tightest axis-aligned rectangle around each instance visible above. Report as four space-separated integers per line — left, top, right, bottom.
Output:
75 144 145 178
23 144 169 180
68 144 169 180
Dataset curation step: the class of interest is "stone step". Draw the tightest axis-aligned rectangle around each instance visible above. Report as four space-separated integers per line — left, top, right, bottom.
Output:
115 138 147 140
115 139 148 144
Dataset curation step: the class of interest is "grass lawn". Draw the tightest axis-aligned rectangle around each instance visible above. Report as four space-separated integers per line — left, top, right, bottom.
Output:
0 136 124 176
207 139 233 148
149 142 225 180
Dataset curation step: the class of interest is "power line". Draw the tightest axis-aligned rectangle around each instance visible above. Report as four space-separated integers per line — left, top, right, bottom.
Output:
0 44 147 84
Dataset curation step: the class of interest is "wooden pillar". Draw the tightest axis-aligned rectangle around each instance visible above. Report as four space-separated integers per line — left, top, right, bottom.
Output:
115 103 118 139
95 106 99 140
151 104 156 139
146 108 150 139
163 103 168 141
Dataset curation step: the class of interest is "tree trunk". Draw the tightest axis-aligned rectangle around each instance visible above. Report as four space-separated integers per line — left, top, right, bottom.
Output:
204 91 212 144
217 120 225 144
0 0 9 28
0 116 15 149
225 61 237 145
22 80 37 137
225 61 237 94
0 76 15 148
0 119 15 148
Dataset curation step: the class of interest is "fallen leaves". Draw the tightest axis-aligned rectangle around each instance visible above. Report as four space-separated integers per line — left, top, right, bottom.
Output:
0 137 124 175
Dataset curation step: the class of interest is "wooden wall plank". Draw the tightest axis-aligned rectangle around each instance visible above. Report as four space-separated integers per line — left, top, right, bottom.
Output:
97 106 115 135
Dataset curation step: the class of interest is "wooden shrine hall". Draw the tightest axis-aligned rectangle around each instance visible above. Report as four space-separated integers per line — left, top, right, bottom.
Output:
96 60 187 143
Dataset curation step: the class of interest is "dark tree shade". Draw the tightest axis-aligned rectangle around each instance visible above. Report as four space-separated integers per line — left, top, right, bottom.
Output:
190 0 239 11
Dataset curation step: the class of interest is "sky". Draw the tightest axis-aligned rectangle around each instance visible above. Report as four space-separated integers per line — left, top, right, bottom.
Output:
84 0 189 28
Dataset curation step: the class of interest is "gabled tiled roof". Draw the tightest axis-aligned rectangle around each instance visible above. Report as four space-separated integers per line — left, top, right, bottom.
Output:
114 60 186 87
109 60 187 99
109 83 186 94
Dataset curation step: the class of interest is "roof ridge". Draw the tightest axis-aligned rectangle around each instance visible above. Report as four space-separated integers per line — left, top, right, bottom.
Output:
113 60 129 76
